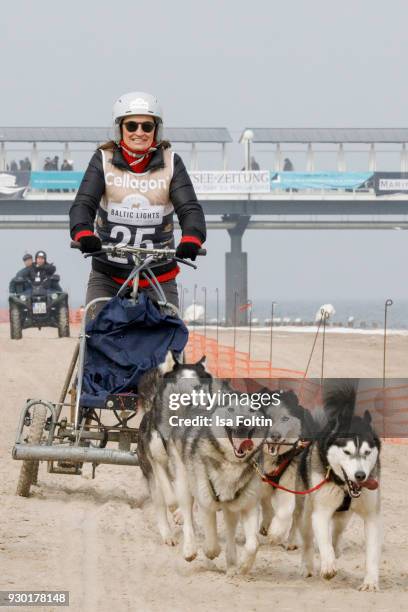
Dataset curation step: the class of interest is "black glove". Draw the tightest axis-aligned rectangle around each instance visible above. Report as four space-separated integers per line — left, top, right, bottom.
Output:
175 239 201 261
78 234 102 254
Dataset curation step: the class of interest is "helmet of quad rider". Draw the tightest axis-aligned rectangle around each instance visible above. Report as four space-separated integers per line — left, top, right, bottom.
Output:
35 250 47 261
112 91 163 144
22 253 32 261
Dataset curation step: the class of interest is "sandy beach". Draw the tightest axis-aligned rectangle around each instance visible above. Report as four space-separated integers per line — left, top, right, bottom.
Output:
1 323 408 611
201 325 408 378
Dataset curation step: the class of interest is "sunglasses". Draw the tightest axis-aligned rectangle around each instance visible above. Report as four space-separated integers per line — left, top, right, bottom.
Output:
122 120 156 134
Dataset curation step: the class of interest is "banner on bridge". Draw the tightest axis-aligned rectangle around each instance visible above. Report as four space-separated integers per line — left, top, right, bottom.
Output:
190 171 270 193
30 171 84 191
270 172 372 191
374 172 408 195
0 171 30 199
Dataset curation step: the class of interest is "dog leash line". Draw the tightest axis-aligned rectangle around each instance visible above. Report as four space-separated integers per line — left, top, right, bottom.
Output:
252 460 331 495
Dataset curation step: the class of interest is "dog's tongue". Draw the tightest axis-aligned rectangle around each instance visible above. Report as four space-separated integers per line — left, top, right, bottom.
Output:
235 439 253 454
361 478 378 490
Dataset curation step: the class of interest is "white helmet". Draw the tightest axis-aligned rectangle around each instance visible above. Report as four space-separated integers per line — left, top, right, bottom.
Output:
112 91 163 143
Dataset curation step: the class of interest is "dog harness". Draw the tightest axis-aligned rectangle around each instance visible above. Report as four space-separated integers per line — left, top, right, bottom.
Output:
253 440 330 495
257 454 373 512
263 442 309 485
205 457 253 503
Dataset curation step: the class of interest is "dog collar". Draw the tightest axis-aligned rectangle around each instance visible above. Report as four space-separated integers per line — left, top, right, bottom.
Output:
264 441 309 484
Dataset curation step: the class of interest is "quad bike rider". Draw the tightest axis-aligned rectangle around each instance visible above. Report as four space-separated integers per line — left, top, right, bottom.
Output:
8 250 70 339
9 253 33 294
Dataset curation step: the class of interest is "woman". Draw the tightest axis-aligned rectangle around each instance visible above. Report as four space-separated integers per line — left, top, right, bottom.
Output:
69 91 206 319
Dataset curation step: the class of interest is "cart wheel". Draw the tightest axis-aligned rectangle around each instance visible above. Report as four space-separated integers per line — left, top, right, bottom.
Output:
31 462 40 486
16 405 47 497
58 304 70 338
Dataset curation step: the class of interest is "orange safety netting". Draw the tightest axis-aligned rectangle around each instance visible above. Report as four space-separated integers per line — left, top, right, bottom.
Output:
354 385 408 443
69 309 84 324
185 331 305 378
185 332 408 444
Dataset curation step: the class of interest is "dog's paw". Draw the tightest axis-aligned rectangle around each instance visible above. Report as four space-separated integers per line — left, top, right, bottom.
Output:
183 541 198 563
203 543 221 560
284 543 298 551
163 535 177 547
300 563 313 578
320 562 337 580
172 507 184 526
226 566 239 577
358 580 380 592
238 552 257 575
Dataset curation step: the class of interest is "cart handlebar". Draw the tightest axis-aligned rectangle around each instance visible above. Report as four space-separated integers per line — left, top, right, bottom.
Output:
70 241 206 259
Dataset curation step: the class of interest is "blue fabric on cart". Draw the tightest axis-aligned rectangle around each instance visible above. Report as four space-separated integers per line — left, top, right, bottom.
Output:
80 293 188 408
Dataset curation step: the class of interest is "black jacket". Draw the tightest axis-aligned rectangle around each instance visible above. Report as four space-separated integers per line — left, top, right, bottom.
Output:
69 144 206 279
23 263 56 284
9 266 31 293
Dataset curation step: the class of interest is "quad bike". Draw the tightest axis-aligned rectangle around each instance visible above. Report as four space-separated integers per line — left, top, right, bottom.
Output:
9 273 70 339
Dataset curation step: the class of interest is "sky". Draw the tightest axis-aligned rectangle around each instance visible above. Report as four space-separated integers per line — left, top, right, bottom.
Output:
1 0 408 309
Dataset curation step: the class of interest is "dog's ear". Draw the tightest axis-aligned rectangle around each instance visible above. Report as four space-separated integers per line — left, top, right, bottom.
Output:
171 350 183 365
281 389 299 407
196 355 206 368
332 410 354 437
363 410 372 425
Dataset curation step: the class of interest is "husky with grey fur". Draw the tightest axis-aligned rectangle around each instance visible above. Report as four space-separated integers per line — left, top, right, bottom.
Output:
137 356 212 546
172 388 271 573
296 381 382 591
259 390 314 548
139 371 272 573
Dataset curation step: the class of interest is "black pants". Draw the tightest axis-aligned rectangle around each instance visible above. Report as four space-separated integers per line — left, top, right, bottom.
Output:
84 270 179 322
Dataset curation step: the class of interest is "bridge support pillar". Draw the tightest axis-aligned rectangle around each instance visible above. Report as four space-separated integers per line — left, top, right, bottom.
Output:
275 143 282 171
368 143 376 171
306 143 315 171
190 143 198 170
0 142 6 171
225 215 250 326
401 143 408 172
63 142 71 163
31 143 38 171
337 143 346 171
222 143 228 170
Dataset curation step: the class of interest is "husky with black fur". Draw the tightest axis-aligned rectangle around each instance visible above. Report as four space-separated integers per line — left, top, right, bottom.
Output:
296 381 382 591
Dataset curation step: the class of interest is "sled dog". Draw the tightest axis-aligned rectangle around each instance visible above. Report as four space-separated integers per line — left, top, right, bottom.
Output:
172 387 271 573
297 383 381 591
137 356 212 546
259 389 314 548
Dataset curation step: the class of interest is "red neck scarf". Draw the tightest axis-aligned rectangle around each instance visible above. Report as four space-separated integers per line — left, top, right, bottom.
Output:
119 139 157 173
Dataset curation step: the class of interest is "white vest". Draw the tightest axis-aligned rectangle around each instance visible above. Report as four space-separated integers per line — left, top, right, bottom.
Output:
94 148 175 272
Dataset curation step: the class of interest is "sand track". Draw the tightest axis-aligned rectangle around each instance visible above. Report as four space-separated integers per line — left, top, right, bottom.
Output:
1 325 407 611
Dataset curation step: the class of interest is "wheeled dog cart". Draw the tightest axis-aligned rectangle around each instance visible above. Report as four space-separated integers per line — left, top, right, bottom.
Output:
12 243 204 496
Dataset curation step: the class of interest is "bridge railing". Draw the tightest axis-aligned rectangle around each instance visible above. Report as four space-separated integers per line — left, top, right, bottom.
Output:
2 170 407 197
